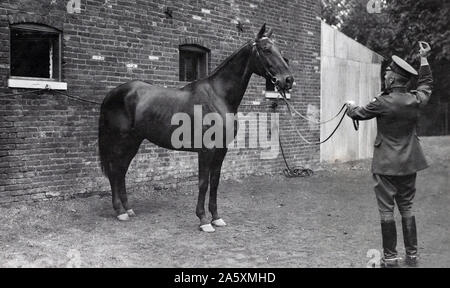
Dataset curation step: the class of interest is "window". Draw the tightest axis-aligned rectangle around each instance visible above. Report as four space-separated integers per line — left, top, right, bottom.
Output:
8 23 66 90
179 44 209 82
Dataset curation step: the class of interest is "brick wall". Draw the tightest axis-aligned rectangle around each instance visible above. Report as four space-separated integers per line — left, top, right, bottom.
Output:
0 0 321 204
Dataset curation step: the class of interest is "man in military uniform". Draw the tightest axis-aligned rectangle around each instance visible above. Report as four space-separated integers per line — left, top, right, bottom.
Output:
346 42 433 267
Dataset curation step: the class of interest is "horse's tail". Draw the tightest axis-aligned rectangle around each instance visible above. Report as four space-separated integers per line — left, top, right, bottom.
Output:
98 102 111 178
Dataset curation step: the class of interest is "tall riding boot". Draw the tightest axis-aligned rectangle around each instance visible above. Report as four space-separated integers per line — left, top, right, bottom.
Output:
381 220 399 268
402 216 418 267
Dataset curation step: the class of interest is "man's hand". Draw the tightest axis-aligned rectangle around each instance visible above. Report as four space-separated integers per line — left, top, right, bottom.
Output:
419 41 431 58
346 100 356 108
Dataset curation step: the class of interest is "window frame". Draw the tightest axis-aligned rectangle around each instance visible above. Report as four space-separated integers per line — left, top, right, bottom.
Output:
179 44 210 82
8 23 67 90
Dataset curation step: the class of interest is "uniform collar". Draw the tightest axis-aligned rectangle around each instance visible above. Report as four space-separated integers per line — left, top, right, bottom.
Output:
390 87 407 93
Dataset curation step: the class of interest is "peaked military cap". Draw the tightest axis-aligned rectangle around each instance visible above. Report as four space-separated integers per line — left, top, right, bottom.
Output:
389 55 418 78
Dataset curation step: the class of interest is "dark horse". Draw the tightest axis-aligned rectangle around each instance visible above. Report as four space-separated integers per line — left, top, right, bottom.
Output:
98 24 293 232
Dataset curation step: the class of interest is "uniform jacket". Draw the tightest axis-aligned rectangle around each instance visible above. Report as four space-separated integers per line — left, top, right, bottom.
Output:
347 65 433 176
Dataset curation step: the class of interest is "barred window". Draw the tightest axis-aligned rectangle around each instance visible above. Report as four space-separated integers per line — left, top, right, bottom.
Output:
10 23 62 81
179 44 209 82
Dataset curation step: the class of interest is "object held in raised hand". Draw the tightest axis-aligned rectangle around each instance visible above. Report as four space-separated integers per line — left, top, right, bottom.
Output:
419 41 431 57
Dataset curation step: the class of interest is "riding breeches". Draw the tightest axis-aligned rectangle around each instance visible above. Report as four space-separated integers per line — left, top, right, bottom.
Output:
373 173 417 221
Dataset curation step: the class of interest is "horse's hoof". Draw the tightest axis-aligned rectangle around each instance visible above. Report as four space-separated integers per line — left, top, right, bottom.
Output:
117 213 130 221
212 218 227 227
199 224 216 233
127 209 136 217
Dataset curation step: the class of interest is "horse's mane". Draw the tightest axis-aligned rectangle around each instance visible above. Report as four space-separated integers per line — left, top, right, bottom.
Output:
209 40 253 76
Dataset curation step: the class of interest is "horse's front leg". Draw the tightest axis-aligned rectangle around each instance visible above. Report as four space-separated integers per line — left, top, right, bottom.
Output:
209 148 228 228
197 151 215 232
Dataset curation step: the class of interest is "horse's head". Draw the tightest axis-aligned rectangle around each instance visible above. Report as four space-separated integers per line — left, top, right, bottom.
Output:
252 23 294 92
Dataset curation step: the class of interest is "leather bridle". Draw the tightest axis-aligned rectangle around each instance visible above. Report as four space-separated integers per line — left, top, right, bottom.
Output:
252 39 279 87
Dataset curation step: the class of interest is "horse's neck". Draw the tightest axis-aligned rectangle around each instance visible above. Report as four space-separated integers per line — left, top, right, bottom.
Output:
210 45 254 110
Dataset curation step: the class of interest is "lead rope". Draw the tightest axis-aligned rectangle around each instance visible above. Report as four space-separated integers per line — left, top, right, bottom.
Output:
52 89 102 105
279 135 314 177
276 88 359 145
274 87 359 177
0 88 102 105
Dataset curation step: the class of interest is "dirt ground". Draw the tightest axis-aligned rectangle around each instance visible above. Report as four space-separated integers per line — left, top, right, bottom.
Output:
0 136 448 268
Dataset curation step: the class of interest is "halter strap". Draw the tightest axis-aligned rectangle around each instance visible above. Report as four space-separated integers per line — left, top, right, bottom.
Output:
252 41 277 85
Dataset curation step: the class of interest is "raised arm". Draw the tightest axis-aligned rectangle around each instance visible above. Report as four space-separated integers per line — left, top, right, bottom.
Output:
414 41 433 108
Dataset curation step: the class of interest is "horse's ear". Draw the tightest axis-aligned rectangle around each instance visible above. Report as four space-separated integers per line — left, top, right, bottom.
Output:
266 28 273 38
256 23 266 39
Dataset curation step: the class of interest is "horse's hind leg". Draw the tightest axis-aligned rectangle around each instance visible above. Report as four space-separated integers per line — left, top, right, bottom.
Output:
107 134 142 221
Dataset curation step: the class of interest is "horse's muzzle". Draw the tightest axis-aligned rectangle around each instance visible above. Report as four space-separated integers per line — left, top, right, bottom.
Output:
285 75 294 90
275 75 294 91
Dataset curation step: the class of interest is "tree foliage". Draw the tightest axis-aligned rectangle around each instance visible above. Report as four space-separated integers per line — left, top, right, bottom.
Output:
321 0 449 61
387 0 449 62
320 0 350 27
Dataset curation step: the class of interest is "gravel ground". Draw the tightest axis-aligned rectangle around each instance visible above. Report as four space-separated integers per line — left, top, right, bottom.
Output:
0 136 448 268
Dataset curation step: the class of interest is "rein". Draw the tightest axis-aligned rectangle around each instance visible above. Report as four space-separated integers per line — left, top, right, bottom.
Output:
274 88 359 178
252 40 359 145
252 42 360 177
276 88 359 145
